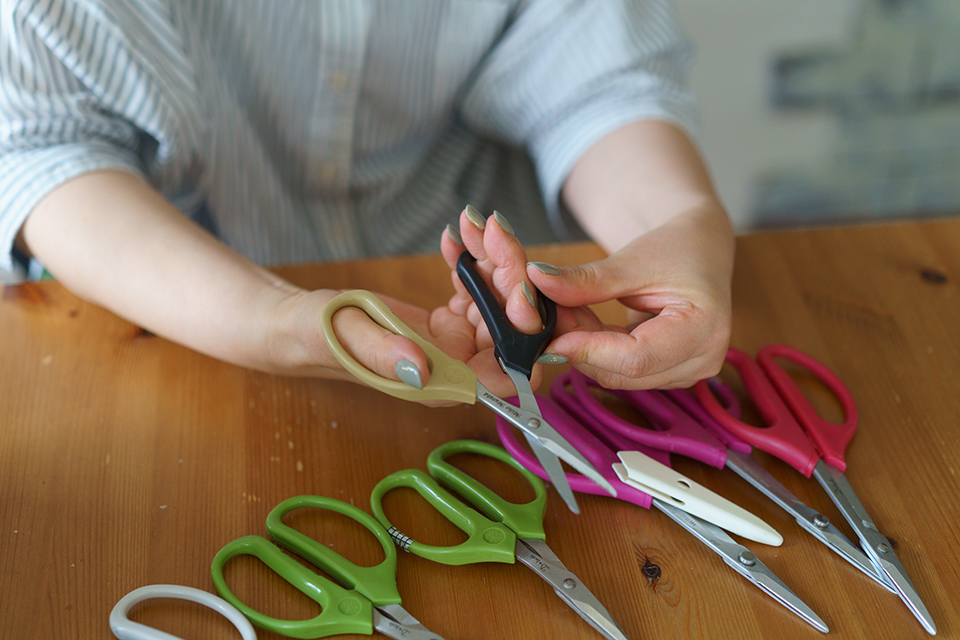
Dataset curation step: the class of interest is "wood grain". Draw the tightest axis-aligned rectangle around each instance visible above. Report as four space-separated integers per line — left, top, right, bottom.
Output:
1 223 958 639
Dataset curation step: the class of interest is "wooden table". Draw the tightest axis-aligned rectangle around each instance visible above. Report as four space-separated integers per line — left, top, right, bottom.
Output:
2 218 959 639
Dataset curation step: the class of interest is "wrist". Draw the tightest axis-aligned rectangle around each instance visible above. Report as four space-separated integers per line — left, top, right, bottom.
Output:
263 286 342 376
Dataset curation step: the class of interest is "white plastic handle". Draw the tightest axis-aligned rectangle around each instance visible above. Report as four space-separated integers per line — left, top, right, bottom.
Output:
110 584 257 640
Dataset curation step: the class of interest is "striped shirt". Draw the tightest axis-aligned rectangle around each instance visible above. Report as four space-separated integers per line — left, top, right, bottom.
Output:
0 0 698 280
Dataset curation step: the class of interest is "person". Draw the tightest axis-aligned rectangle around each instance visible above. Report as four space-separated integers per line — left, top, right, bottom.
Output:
0 0 733 399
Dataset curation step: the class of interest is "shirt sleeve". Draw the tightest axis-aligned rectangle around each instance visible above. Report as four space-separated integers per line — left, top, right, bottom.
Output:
0 0 201 277
458 0 700 233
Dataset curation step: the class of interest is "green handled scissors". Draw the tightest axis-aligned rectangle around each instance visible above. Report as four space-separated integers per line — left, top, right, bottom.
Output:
370 440 632 640
320 290 615 512
211 495 448 640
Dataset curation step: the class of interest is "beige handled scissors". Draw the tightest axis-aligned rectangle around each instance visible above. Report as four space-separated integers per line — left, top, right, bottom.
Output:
319 290 615 503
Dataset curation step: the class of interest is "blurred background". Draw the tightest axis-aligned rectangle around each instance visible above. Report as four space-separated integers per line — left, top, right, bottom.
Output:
676 0 960 232
3 0 958 284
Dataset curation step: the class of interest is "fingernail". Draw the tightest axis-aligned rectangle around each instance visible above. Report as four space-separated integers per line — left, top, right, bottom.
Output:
521 281 537 308
528 261 560 276
493 211 515 236
464 204 486 230
395 360 423 389
537 353 568 365
445 224 463 245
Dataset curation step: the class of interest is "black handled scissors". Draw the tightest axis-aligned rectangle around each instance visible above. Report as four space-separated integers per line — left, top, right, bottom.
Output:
456 251 600 512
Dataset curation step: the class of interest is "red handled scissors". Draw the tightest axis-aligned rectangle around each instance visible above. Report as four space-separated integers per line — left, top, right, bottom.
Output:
695 344 936 635
553 370 895 592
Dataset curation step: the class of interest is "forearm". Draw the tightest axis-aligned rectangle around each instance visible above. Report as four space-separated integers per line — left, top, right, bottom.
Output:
18 170 309 372
561 119 732 256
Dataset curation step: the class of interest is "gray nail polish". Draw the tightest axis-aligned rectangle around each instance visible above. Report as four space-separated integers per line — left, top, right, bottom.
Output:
445 224 463 245
493 211 515 237
521 281 536 308
465 204 486 230
528 261 560 276
395 360 423 389
537 353 568 365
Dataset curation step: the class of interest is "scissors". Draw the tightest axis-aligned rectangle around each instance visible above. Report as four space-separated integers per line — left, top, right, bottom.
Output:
695 344 936 635
320 288 615 514
110 584 257 640
554 369 896 592
211 495 448 640
551 371 780 544
496 389 829 633
370 439 631 640
454 250 590 513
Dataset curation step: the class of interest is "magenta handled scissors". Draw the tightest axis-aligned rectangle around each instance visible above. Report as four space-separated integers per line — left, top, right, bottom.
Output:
496 392 829 633
554 370 895 592
695 344 936 635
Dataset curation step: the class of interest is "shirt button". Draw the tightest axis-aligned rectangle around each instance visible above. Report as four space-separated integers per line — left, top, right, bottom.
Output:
329 71 350 91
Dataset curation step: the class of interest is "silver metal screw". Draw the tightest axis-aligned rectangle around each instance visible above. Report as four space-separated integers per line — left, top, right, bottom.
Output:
813 514 830 529
562 578 577 589
527 418 541 429
738 551 757 567
877 543 890 554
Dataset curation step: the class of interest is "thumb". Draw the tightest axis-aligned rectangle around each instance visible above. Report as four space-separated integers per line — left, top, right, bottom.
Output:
328 306 430 390
526 257 636 308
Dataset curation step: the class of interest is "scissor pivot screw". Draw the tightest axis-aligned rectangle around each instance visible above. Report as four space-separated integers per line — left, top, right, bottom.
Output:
738 551 757 567
527 418 541 429
562 578 577 590
877 543 890 554
813 514 830 529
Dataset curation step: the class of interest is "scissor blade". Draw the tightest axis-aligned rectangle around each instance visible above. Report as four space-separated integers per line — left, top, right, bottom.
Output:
652 498 829 633
813 460 937 635
506 367 580 513
516 538 632 640
724 450 896 592
523 431 579 514
476 379 616 500
373 608 450 640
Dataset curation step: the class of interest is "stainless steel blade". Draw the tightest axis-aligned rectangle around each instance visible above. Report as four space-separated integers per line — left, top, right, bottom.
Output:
373 608 450 640
476 375 616 499
515 538 632 640
813 460 936 635
652 498 829 633
725 450 895 592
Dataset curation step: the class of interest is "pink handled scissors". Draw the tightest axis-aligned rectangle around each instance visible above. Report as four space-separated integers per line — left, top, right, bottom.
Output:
496 393 829 633
695 344 936 635
554 370 894 592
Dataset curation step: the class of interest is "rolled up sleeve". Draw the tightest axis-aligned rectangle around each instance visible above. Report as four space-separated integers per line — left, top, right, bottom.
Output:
0 1 172 275
459 0 699 232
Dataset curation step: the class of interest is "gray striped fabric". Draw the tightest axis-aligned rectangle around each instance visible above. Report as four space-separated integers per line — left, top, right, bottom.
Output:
0 0 698 277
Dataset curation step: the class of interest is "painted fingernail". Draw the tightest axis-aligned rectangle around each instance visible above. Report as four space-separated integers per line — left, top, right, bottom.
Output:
465 204 486 230
522 281 536 308
537 353 568 365
493 211 515 236
395 360 423 389
528 261 560 276
445 224 463 245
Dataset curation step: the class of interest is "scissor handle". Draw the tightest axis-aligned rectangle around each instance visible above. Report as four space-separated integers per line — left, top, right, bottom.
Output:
427 440 547 540
757 344 858 472
456 252 557 379
320 290 477 404
662 384 753 455
265 495 401 606
696 347 822 476
370 469 517 565
211 535 372 638
110 585 257 640
554 371 728 469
